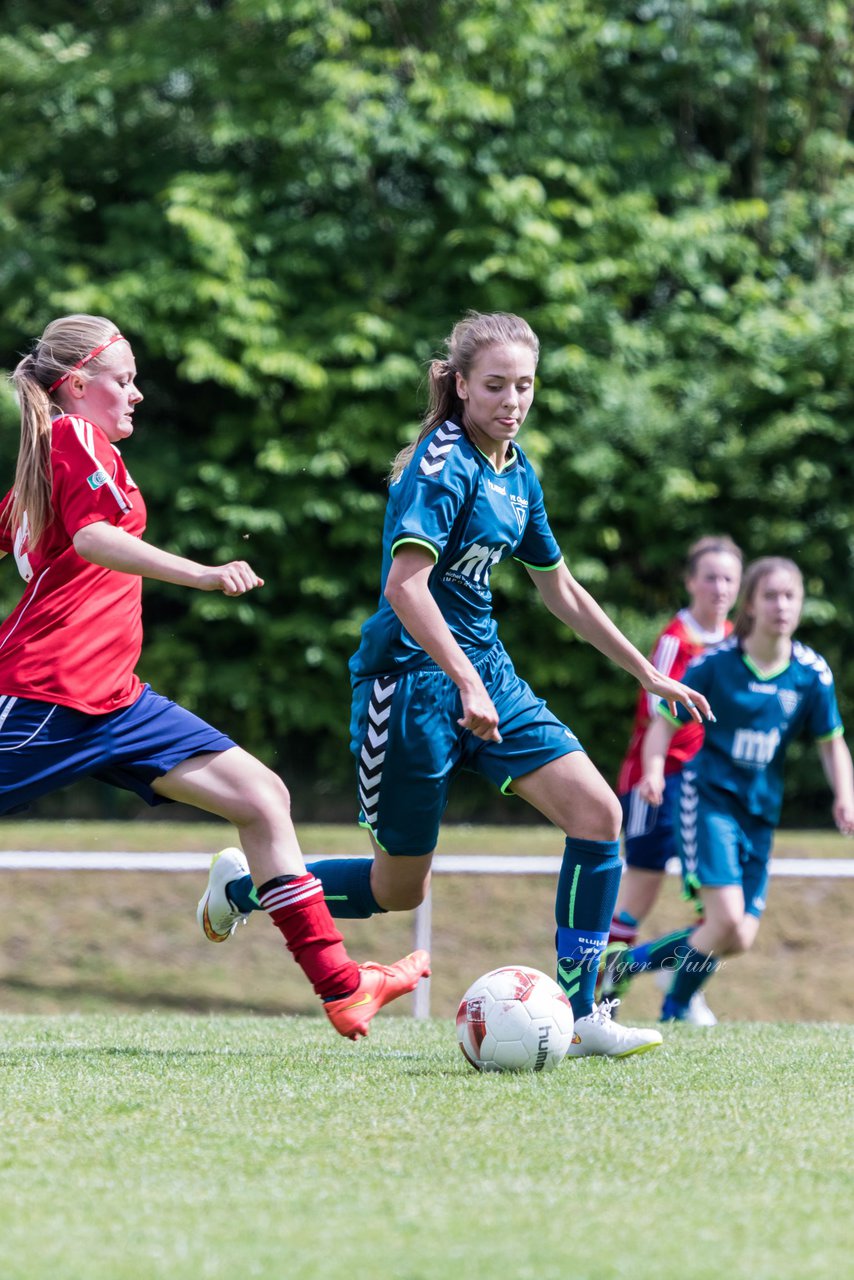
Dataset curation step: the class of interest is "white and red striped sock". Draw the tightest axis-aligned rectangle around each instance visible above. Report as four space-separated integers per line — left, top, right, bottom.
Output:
258 874 359 1001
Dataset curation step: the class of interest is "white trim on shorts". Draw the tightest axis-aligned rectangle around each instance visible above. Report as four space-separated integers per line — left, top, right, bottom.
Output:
0 696 57 750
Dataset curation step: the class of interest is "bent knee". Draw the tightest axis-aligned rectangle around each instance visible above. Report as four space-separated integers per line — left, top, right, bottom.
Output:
730 918 758 954
590 789 623 843
239 767 292 824
713 917 751 955
374 869 431 913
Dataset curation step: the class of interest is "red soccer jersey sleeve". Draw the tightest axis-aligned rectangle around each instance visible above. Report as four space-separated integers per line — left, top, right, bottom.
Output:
616 611 732 795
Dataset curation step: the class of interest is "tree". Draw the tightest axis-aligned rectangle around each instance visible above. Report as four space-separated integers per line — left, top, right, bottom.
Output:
1 0 851 820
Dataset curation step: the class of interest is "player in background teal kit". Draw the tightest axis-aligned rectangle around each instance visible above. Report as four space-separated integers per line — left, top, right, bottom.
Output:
601 557 854 1021
204 311 713 1057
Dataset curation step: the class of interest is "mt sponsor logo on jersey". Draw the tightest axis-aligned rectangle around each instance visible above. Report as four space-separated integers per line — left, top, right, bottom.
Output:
732 727 781 766
444 541 505 593
86 468 109 491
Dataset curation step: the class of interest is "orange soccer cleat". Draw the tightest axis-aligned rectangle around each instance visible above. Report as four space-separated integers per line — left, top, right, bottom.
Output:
324 950 431 1040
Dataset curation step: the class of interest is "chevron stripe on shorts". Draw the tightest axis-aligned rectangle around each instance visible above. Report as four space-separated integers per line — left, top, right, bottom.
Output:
678 769 699 880
358 675 398 830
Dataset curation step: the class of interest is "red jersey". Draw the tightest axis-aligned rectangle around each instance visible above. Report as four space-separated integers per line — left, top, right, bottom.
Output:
616 609 732 794
0 415 146 714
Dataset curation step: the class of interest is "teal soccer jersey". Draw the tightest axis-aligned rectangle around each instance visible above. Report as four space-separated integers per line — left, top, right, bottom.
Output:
350 420 562 677
663 637 843 825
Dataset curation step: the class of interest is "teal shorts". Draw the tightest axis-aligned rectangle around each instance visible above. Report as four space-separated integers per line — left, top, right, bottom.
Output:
350 644 584 856
677 772 774 918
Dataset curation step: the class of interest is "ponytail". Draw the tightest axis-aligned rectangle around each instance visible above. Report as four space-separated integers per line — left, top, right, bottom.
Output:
389 358 461 483
6 355 54 549
4 314 122 548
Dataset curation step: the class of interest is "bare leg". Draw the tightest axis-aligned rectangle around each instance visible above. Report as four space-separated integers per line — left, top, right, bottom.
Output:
691 885 761 956
367 832 433 911
509 751 622 838
614 866 665 925
152 746 304 886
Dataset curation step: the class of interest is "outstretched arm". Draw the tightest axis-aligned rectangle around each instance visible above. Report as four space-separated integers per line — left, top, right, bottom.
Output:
384 546 501 741
527 561 711 723
638 714 679 806
72 520 263 596
817 735 854 835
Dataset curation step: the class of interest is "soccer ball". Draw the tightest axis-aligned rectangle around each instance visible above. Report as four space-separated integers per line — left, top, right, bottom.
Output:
456 965 574 1073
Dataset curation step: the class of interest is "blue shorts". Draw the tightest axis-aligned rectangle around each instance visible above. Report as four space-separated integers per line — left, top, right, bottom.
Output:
0 685 236 816
677 772 773 918
350 644 584 856
619 771 683 872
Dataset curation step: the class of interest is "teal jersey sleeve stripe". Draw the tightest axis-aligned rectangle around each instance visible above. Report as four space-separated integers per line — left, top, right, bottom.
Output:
391 536 439 562
657 704 681 726
513 555 564 572
816 726 845 743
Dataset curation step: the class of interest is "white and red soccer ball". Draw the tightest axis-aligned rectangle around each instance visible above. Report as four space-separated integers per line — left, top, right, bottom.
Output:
456 965 574 1073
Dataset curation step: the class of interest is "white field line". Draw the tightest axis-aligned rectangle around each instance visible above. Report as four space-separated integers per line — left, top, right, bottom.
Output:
0 851 852 876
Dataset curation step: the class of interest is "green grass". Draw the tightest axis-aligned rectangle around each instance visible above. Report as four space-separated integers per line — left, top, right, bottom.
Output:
0 1015 850 1280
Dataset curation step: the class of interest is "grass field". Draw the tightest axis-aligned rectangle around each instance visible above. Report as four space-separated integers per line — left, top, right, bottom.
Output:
1 1015 851 1280
1 821 851 1277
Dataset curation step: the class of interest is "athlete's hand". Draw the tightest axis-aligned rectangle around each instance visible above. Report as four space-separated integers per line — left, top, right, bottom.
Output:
199 561 265 596
638 770 665 807
642 673 713 725
833 799 854 836
458 679 502 743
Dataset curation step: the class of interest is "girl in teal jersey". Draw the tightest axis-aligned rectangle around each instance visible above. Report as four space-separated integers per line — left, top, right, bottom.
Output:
206 311 712 1056
601 557 854 1021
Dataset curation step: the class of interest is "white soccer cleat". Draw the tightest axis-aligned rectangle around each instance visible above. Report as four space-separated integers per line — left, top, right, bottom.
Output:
566 999 663 1058
684 991 718 1027
197 847 251 943
655 971 717 1026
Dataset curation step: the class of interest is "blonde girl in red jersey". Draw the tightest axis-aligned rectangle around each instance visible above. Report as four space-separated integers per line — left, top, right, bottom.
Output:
0 314 428 1037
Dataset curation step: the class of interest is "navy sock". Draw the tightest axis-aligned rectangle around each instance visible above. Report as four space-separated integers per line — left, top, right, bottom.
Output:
555 836 622 1018
306 858 385 919
226 858 384 919
618 927 694 980
662 942 720 1018
226 875 259 913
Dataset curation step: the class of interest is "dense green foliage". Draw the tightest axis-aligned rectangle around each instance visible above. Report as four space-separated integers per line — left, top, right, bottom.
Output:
1 1 851 819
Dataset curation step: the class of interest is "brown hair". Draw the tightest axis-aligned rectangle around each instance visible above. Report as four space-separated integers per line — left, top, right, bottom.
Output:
685 535 743 578
5 315 123 548
389 311 539 483
733 557 803 639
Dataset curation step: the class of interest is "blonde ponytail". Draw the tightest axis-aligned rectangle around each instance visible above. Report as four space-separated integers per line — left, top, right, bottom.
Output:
4 315 122 548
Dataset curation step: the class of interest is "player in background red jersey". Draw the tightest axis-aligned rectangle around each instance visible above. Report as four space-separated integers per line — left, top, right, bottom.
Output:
0 314 428 1037
598 537 742 1025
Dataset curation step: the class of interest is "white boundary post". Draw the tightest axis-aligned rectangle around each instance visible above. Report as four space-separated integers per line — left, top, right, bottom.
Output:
412 887 432 1019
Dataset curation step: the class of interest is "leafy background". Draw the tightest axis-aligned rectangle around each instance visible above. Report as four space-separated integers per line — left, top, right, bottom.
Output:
1 0 851 821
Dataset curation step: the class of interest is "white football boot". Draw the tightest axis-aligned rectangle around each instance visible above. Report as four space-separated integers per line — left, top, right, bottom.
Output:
655 970 717 1026
566 999 663 1058
197 847 252 943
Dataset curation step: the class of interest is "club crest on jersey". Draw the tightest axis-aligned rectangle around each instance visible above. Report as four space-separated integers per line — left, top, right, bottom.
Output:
509 494 528 533
86 468 109 490
777 689 800 717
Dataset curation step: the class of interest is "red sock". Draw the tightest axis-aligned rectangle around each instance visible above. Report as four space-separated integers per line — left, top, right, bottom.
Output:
258 875 359 1001
608 915 639 947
